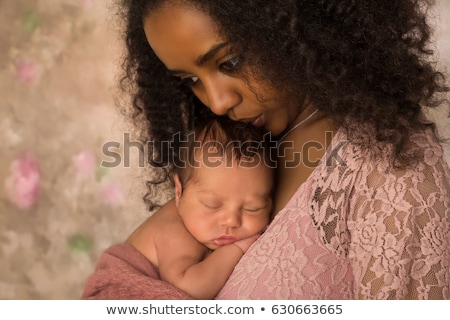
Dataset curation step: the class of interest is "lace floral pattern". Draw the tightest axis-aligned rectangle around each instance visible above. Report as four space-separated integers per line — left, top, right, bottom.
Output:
217 128 450 299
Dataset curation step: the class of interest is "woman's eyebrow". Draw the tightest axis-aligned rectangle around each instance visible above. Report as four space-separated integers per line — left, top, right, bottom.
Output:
196 42 229 66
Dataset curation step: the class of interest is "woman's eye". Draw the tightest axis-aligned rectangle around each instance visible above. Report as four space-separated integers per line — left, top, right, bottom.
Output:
180 75 199 87
219 56 241 72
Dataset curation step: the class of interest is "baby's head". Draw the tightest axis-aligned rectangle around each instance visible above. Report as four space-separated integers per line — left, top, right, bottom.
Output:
174 116 274 186
173 116 274 249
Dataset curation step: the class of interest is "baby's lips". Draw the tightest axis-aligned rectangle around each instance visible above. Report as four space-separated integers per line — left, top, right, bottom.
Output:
212 235 239 246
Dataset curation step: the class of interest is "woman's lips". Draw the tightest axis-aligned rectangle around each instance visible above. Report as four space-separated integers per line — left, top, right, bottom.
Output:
250 114 264 127
212 235 239 246
239 114 264 127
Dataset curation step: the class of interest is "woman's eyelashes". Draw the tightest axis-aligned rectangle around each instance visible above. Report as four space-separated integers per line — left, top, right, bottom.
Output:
219 55 242 73
180 75 199 87
178 55 242 87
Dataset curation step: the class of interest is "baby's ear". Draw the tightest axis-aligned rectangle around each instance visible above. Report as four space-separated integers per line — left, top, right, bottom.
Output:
173 173 183 206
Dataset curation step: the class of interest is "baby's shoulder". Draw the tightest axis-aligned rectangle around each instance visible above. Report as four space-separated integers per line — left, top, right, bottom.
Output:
152 200 189 236
153 200 206 251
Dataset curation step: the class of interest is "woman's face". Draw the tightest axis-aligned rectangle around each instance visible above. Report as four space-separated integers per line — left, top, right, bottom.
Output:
143 4 304 136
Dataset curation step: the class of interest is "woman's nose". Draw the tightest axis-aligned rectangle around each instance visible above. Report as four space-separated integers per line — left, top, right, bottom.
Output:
200 79 241 116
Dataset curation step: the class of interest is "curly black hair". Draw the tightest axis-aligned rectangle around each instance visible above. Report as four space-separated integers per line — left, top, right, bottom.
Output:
115 0 448 210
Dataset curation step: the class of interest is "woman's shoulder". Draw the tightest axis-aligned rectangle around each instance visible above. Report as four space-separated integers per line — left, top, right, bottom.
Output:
339 127 450 214
332 126 449 172
315 126 450 208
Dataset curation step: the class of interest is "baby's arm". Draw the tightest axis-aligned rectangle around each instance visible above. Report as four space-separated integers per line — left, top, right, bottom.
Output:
158 234 259 299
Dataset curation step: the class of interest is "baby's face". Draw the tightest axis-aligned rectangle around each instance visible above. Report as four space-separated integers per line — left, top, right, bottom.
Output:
176 159 273 250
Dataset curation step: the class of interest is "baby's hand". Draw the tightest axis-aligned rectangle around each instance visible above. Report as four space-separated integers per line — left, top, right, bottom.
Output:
233 233 261 253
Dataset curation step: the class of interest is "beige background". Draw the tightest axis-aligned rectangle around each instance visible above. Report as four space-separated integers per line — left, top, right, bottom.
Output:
0 0 449 299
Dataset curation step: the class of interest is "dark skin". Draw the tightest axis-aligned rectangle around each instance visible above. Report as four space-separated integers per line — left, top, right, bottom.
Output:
274 110 337 214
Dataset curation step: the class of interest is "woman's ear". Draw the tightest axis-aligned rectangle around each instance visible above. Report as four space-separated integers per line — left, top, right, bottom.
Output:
173 173 183 207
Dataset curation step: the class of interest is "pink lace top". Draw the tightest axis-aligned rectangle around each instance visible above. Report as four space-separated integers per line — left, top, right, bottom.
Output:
216 128 450 299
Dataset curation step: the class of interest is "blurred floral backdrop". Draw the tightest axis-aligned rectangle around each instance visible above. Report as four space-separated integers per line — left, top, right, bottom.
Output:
0 0 149 299
0 0 449 300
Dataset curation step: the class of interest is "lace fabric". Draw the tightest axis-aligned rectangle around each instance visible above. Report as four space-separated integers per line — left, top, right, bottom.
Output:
216 128 450 299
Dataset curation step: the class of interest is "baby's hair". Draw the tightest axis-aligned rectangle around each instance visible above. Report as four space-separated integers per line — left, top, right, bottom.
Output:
174 116 274 188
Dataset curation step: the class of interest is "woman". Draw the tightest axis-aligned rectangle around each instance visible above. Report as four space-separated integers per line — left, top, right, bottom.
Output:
114 0 450 299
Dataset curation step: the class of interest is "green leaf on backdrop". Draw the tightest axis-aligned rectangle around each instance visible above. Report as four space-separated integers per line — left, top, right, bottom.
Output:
24 12 39 32
68 234 92 253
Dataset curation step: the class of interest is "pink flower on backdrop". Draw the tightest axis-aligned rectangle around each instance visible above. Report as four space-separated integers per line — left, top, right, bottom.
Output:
4 154 41 209
100 181 124 207
16 60 37 84
73 150 96 177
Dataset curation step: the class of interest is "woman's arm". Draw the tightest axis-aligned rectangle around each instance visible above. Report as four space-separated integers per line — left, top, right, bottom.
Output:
348 155 450 299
